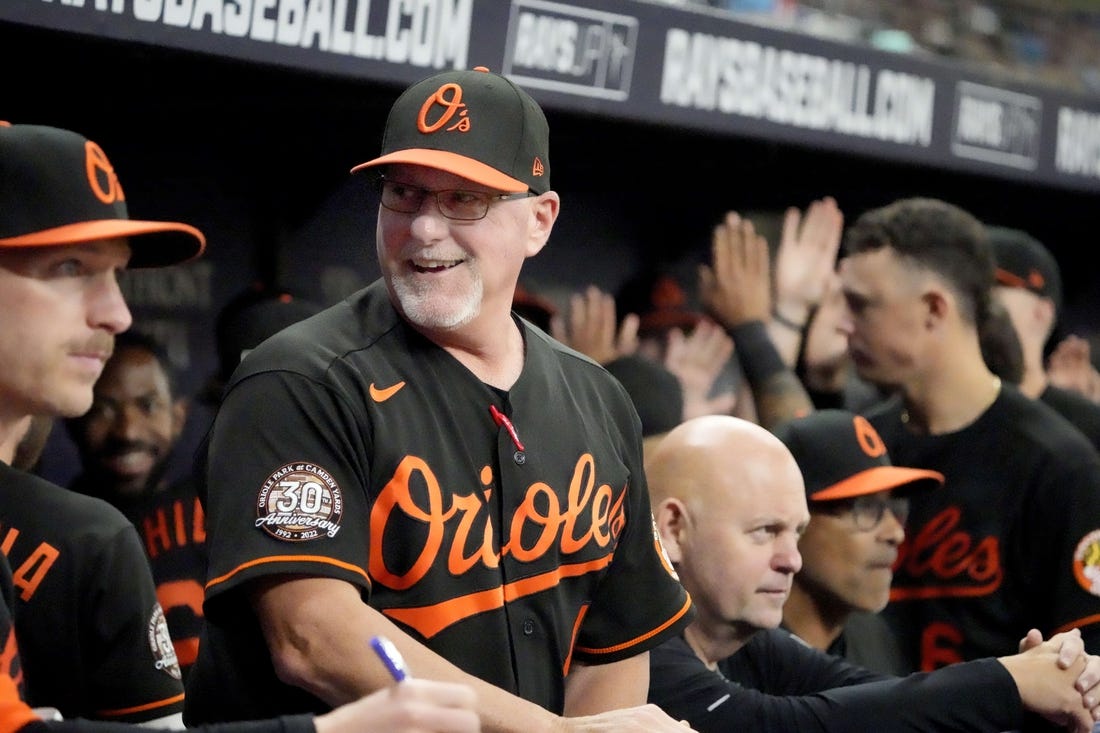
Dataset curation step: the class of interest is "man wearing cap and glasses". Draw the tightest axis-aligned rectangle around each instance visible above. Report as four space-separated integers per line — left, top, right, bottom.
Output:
186 68 694 732
645 413 1100 733
775 410 942 676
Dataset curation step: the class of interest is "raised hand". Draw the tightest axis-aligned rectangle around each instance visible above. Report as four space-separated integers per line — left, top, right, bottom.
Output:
663 320 737 419
1047 334 1100 404
698 211 771 329
772 196 844 328
551 285 639 365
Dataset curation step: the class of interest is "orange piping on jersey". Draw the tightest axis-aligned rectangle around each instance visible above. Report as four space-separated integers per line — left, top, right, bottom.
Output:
206 555 369 591
1054 613 1100 635
384 554 615 638
98 692 185 717
563 603 590 676
0 676 39 733
573 593 693 655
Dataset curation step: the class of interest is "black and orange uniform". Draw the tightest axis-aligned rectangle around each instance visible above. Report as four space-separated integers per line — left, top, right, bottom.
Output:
867 385 1100 670
68 474 207 680
0 462 184 723
0 539 313 733
185 280 692 722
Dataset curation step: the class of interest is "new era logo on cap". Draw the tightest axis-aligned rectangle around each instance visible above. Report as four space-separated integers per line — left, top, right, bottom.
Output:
351 66 550 194
0 123 205 268
773 409 943 503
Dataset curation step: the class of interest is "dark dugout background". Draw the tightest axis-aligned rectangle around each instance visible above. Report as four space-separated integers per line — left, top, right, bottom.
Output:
2 14 1098 486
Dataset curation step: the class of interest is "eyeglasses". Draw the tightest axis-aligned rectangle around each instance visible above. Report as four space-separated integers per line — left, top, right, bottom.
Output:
376 177 535 221
816 494 910 532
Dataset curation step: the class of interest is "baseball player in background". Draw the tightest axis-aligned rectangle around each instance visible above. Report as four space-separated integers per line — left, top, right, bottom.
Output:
988 225 1100 453
65 330 207 682
0 120 480 733
838 198 1100 670
185 67 695 733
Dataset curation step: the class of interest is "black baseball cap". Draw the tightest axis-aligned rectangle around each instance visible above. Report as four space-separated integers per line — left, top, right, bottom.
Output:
605 355 684 439
351 66 550 194
617 272 704 338
773 409 943 502
215 286 323 382
0 122 206 268
988 225 1062 314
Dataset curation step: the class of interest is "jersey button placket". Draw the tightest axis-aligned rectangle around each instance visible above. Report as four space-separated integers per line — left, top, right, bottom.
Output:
513 450 525 465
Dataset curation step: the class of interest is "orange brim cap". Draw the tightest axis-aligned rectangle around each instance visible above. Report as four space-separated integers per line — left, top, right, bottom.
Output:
0 124 205 268
351 148 528 193
773 409 944 502
810 465 944 501
350 67 550 194
0 219 206 268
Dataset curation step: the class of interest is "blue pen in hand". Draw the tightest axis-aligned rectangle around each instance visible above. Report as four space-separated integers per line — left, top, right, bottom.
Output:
370 634 410 682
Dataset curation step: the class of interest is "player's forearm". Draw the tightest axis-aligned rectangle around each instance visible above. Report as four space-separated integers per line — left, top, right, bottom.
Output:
725 320 815 430
382 633 560 733
765 317 805 368
562 656 649 715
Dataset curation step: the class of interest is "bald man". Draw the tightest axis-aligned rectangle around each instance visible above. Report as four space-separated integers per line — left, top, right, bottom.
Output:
645 415 1100 733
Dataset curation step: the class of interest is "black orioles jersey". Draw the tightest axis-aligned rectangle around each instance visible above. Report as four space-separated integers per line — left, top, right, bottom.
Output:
185 280 692 723
0 542 314 733
68 473 207 682
0 462 184 723
869 386 1100 670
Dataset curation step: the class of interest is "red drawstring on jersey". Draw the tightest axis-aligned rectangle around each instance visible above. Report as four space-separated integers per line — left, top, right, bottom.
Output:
489 404 525 452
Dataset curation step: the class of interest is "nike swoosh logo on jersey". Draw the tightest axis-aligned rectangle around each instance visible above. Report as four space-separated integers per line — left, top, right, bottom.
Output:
370 381 406 402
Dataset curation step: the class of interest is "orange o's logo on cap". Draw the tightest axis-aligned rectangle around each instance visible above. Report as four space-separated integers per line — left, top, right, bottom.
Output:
84 140 125 205
853 414 886 459
418 82 471 135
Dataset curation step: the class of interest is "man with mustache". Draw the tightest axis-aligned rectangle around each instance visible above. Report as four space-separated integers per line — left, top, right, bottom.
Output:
0 121 201 726
774 409 944 676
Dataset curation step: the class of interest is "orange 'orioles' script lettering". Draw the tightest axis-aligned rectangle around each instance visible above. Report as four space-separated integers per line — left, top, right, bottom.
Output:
369 454 626 638
891 506 1001 600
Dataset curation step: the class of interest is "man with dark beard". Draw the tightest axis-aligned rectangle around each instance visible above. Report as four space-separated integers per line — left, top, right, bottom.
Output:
66 330 206 682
